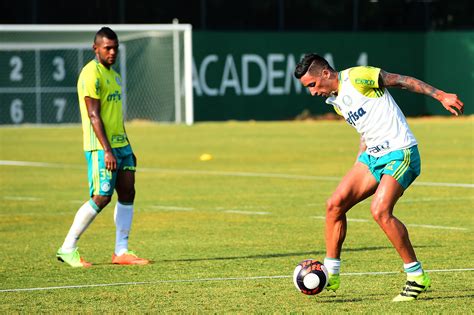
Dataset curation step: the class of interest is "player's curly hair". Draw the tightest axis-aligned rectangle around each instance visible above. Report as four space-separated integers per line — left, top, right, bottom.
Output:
94 27 118 43
294 53 335 79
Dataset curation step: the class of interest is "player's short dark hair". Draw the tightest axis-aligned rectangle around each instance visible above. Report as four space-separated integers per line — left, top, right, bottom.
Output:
94 27 118 43
294 53 334 79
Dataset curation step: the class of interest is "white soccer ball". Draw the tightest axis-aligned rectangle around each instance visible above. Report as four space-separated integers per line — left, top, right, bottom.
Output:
293 259 328 295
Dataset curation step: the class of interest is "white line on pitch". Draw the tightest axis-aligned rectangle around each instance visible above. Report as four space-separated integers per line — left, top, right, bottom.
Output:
149 205 194 211
3 196 42 201
0 160 83 169
413 181 474 188
0 212 71 217
406 224 468 231
224 210 270 215
311 216 468 230
308 197 473 206
343 268 474 276
2 160 473 189
398 197 474 203
312 216 369 223
1 268 473 293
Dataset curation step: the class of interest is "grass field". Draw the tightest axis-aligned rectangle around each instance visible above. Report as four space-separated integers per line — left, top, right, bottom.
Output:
0 117 473 312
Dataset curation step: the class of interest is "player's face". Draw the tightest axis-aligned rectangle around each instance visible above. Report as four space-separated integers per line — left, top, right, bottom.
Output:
300 70 335 97
94 37 119 68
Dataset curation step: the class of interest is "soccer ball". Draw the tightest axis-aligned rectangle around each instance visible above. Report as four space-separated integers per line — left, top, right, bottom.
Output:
293 259 328 295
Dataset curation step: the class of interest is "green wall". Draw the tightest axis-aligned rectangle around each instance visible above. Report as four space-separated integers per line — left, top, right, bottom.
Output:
424 32 473 115
193 31 473 121
1 31 471 124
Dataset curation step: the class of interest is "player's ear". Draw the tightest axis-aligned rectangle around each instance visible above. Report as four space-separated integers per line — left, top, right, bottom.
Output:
322 69 331 80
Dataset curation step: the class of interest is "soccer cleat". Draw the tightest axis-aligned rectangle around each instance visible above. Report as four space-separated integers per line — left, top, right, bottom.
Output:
56 247 92 268
112 250 149 265
392 272 431 302
326 273 340 292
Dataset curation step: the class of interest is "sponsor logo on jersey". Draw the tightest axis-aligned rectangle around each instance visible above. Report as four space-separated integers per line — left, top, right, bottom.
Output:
355 78 375 86
111 134 126 144
368 141 390 154
346 107 367 126
107 90 122 102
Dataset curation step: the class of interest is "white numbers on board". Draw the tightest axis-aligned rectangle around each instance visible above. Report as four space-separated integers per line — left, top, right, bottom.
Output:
9 56 23 82
10 99 24 124
52 56 66 81
53 98 67 122
357 52 368 66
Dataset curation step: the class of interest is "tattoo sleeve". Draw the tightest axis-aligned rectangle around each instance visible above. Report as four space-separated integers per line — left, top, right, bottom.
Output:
379 70 440 100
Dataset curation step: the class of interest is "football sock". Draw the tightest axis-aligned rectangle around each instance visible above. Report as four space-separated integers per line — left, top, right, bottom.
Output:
61 200 99 253
324 257 341 275
114 201 134 256
404 261 423 277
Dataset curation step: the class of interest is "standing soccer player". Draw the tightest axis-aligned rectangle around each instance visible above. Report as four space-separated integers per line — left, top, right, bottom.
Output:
56 27 149 267
294 53 464 301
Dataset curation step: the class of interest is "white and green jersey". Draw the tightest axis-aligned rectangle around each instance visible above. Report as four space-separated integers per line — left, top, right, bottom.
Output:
325 66 417 157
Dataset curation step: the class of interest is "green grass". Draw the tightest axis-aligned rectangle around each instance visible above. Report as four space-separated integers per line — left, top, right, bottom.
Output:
0 117 473 312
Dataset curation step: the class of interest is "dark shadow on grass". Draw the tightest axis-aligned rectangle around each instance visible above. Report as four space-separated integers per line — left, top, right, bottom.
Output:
314 291 391 303
161 246 401 263
317 290 474 303
316 297 365 303
422 294 474 301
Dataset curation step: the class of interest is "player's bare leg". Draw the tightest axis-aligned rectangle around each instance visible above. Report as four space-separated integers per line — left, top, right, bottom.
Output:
325 162 378 259
115 169 135 204
91 195 112 209
324 162 378 291
371 175 431 301
370 175 416 262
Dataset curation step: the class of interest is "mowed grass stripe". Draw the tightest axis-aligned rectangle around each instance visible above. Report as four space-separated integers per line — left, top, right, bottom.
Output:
1 160 473 188
1 268 473 293
311 216 469 231
0 121 472 312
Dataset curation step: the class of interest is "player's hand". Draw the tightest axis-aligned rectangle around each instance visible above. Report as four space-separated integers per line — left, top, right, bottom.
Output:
104 150 117 171
438 92 464 116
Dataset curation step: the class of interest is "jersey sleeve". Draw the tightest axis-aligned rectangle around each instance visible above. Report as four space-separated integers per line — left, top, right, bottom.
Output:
79 65 101 100
349 66 383 98
333 105 343 116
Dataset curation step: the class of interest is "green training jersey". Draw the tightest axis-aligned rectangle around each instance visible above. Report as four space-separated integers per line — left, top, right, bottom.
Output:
77 59 128 151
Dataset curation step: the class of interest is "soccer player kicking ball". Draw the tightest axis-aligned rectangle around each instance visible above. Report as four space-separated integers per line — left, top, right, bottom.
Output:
56 27 149 267
294 53 464 301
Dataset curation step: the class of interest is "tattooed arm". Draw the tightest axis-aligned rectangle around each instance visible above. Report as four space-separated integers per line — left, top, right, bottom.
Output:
378 70 464 116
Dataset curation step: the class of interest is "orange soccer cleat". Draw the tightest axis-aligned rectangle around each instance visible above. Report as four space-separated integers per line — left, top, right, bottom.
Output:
112 250 149 265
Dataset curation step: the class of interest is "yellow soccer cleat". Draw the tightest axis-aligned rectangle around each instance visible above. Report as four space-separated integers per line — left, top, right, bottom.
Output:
326 273 340 292
56 247 92 268
393 272 431 302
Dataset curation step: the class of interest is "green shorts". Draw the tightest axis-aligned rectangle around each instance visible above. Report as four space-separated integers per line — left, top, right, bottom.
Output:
85 144 136 197
358 145 421 189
